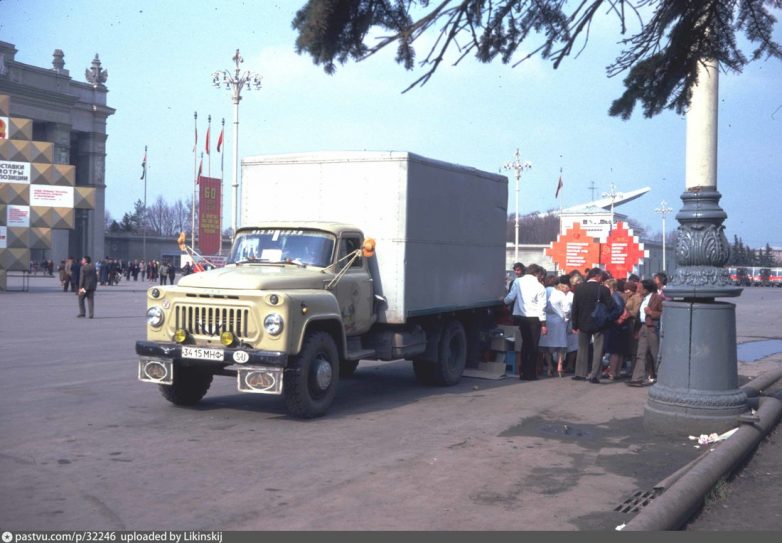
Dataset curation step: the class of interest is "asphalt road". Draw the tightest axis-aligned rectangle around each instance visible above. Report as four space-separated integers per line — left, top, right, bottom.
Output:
1 277 781 531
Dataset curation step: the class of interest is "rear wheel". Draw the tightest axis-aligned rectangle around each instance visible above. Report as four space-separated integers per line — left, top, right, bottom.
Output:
413 320 467 386
284 331 340 418
434 320 467 385
159 365 213 406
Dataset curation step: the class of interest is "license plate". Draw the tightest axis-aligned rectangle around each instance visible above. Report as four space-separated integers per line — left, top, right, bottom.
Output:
181 346 224 361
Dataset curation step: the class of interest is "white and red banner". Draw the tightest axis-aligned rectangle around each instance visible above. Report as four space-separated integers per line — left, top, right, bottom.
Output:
7 205 30 227
0 160 31 184
30 185 74 208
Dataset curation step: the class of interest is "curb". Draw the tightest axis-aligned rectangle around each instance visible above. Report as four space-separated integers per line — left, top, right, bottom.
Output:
622 367 782 531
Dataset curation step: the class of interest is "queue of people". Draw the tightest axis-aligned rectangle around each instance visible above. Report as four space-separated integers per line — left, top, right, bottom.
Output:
503 263 668 387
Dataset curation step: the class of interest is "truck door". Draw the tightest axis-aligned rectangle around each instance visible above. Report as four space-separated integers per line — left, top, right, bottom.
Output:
334 234 375 335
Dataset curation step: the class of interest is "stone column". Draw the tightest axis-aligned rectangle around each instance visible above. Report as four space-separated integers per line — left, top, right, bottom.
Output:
644 60 748 436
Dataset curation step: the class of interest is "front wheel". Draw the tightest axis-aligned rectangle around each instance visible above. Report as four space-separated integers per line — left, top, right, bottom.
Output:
284 331 340 418
159 365 213 406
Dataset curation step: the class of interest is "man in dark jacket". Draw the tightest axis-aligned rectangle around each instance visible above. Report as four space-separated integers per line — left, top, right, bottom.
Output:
77 256 98 318
570 267 616 383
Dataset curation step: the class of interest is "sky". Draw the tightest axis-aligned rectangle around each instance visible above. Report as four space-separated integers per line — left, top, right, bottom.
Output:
1 0 781 248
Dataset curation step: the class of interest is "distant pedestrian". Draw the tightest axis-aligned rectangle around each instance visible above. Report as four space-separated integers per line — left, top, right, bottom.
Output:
77 256 98 319
167 262 176 285
70 258 81 293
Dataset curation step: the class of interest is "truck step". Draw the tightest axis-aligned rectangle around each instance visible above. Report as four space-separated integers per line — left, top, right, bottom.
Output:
344 348 376 361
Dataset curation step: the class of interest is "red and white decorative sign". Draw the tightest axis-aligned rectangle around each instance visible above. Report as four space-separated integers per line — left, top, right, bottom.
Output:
599 221 648 278
7 205 30 227
545 223 601 272
30 185 74 208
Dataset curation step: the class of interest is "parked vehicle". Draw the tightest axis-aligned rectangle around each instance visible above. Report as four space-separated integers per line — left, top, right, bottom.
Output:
135 152 508 417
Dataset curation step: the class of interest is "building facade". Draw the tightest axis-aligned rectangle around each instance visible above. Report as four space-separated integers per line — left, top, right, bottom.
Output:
0 41 114 264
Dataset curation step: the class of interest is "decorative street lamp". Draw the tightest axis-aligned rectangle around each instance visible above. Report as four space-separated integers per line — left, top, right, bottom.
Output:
503 149 532 263
654 200 673 271
602 182 623 229
212 49 262 236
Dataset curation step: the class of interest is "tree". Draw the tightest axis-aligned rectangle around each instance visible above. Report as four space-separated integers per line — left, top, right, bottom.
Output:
293 0 781 118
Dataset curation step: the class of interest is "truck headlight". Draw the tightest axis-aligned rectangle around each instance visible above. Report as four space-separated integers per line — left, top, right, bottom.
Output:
263 313 283 336
146 306 165 328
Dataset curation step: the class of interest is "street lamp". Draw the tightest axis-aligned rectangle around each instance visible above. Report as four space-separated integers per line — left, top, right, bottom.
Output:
503 149 532 264
212 49 262 236
602 182 623 229
654 200 673 271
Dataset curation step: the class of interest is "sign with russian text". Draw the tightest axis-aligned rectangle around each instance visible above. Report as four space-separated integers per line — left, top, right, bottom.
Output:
30 185 74 207
0 160 31 183
545 223 601 272
7 205 30 227
599 221 648 278
198 176 222 255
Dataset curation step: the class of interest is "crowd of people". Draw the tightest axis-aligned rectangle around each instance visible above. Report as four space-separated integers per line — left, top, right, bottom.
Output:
503 263 668 387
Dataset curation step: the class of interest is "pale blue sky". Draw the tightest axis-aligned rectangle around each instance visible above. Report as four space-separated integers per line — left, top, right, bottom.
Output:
2 0 780 247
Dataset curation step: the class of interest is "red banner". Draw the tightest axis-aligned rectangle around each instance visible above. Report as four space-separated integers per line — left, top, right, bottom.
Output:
545 223 601 273
198 176 221 255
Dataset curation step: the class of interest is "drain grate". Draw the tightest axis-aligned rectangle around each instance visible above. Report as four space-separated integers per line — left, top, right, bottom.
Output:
614 489 662 513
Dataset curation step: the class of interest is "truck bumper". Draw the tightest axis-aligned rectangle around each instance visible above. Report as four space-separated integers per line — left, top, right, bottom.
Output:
135 341 288 395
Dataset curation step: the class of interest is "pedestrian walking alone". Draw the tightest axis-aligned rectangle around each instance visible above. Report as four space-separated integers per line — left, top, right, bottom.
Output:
77 256 98 319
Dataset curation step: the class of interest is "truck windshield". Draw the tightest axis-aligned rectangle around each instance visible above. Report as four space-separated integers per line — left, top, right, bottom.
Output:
229 229 336 268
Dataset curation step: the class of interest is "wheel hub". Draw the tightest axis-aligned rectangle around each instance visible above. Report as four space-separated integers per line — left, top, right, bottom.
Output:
314 355 333 391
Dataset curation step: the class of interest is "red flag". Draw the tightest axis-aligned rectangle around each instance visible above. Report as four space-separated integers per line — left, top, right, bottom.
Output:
555 175 564 198
216 127 224 153
197 157 203 180
205 125 211 156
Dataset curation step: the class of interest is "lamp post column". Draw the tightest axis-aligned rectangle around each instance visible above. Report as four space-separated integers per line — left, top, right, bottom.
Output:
212 49 262 237
644 59 747 436
655 200 673 271
503 149 532 264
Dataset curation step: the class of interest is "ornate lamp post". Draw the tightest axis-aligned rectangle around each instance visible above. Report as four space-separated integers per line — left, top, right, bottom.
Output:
654 200 673 271
503 149 532 263
602 182 623 229
645 59 746 436
212 49 262 236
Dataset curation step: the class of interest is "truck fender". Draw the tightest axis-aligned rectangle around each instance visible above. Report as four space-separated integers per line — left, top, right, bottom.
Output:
286 291 346 359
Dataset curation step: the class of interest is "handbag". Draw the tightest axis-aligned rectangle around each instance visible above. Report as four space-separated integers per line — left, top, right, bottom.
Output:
589 289 610 329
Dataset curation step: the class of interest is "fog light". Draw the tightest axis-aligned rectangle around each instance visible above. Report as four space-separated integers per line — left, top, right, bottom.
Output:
220 331 236 346
245 371 276 390
144 361 168 380
151 288 161 299
269 294 279 305
174 329 188 343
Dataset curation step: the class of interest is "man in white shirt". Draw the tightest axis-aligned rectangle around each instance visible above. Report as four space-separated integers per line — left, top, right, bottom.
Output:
504 263 548 380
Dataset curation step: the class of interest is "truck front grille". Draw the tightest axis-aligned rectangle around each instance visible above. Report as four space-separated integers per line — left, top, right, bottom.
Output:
175 304 250 338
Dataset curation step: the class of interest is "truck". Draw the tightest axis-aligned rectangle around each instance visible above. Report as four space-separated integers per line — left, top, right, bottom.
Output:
135 151 508 417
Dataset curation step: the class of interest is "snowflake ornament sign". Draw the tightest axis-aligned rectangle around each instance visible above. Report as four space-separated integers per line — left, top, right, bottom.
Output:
599 221 648 278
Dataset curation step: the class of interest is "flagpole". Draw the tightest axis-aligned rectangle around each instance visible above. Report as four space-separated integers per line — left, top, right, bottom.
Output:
192 111 198 251
207 114 212 177
142 145 148 264
219 118 225 256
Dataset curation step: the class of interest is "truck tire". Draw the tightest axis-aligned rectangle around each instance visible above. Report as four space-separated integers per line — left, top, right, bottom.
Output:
434 320 467 386
284 331 340 418
159 366 213 406
412 359 438 386
339 359 359 378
